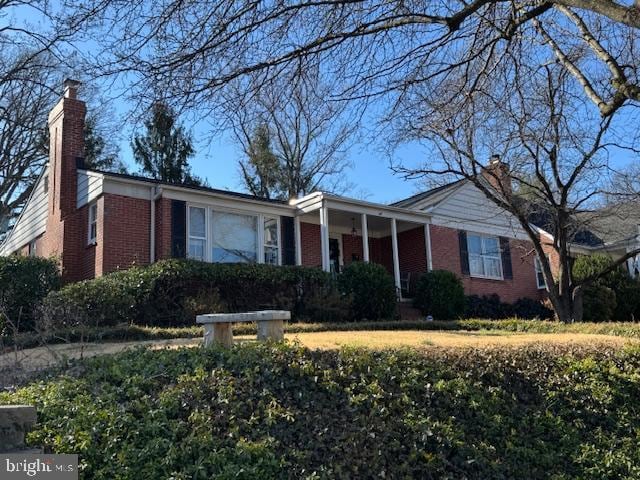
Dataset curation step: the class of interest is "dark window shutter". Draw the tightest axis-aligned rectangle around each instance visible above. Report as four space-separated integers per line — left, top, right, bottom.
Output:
500 237 513 280
459 230 470 275
171 200 187 258
281 216 296 265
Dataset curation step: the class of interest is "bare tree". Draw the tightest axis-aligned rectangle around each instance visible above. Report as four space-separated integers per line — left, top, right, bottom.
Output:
229 67 356 199
391 53 639 323
0 55 53 233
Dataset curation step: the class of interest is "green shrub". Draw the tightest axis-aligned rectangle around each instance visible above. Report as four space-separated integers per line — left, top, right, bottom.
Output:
465 293 510 319
0 256 60 333
337 262 397 320
573 253 640 320
414 270 465 319
465 294 553 320
44 259 336 327
512 297 554 320
5 343 640 478
582 284 617 322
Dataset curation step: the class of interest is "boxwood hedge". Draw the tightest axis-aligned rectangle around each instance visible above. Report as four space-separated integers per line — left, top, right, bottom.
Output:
43 259 341 327
4 342 640 479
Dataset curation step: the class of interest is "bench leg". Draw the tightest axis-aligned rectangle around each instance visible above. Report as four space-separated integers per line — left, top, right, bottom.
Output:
257 319 284 342
203 323 234 348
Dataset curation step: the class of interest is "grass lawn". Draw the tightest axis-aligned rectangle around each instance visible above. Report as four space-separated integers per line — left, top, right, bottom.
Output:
3 328 636 375
282 329 638 350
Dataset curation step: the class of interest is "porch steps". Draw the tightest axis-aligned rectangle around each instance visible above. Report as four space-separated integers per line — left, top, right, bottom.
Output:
397 301 423 320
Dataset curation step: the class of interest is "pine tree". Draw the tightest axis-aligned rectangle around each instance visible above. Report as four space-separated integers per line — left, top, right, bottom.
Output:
84 116 127 172
132 102 203 185
240 124 281 199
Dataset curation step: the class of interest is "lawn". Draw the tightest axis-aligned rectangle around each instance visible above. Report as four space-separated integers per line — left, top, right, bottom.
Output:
3 341 640 479
3 328 636 373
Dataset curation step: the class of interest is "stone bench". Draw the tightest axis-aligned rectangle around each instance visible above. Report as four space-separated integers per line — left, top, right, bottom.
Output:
0 405 38 453
196 310 291 348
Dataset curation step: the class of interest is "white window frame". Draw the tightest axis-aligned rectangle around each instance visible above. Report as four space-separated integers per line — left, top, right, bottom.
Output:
186 203 281 266
535 255 549 290
262 215 282 265
88 202 98 245
187 205 208 261
467 232 503 280
28 239 37 257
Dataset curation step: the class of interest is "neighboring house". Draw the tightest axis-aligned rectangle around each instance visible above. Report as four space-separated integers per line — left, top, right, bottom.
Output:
1 80 560 305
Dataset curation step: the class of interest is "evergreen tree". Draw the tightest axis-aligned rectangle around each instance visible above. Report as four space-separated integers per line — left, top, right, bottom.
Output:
84 116 127 173
132 102 203 185
240 124 281 199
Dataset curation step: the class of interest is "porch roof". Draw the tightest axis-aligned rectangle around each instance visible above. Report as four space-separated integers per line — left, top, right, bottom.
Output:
291 192 432 224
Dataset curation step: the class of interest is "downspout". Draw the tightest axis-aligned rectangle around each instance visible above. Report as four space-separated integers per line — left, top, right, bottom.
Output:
424 221 433 271
150 186 163 264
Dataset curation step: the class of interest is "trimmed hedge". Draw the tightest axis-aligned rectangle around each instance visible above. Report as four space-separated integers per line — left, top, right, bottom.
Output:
338 262 397 320
0 256 60 333
413 270 466 319
5 343 640 478
43 260 340 327
465 294 553 320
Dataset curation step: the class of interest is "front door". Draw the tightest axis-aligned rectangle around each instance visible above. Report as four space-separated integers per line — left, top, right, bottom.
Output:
329 238 341 273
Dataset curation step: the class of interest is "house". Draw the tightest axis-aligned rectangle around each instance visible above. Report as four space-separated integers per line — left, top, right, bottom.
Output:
0 80 559 305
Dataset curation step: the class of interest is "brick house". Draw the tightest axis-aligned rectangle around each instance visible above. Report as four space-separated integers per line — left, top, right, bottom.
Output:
1 80 581 304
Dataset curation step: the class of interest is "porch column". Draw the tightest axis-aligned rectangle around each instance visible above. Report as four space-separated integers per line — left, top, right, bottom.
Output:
390 218 401 291
294 216 302 266
361 213 370 262
424 222 433 271
320 205 330 272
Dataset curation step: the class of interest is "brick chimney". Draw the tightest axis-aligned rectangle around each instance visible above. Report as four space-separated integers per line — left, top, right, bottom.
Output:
43 79 86 280
482 154 512 197
47 79 86 218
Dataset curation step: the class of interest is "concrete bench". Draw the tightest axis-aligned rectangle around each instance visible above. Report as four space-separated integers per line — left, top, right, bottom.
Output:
196 310 291 348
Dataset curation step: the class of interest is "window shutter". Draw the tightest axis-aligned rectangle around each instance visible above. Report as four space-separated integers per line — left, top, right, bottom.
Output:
171 200 187 258
281 216 296 265
500 237 513 280
458 230 470 275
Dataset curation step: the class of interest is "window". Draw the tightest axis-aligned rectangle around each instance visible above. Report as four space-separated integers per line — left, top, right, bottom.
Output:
535 256 548 289
188 206 207 261
467 233 503 279
43 175 49 194
88 203 98 245
263 217 280 265
211 210 257 263
28 239 37 257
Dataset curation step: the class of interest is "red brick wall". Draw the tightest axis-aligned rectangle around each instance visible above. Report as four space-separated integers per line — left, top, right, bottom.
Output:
101 194 151 274
429 224 544 303
300 222 322 267
155 197 172 260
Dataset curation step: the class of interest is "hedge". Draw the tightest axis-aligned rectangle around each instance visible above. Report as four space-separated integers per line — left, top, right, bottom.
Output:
0 256 60 333
337 262 396 320
5 342 640 478
43 259 342 327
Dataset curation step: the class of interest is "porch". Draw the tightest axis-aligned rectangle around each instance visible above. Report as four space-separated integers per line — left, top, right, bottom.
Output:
291 193 433 296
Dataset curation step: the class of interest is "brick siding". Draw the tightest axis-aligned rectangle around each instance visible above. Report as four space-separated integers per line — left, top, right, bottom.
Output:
429 224 545 303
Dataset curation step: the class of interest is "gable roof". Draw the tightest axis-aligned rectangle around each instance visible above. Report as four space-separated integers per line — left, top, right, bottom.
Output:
92 169 290 205
390 179 466 209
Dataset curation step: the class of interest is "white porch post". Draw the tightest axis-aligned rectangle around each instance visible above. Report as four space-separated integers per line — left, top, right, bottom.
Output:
424 222 433 271
320 205 330 272
391 218 401 292
361 213 370 262
294 216 302 266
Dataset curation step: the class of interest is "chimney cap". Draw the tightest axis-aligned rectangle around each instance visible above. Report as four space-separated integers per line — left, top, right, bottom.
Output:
63 78 81 99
